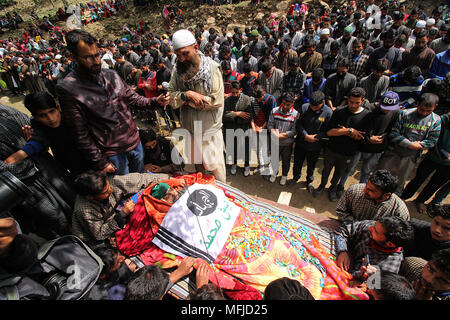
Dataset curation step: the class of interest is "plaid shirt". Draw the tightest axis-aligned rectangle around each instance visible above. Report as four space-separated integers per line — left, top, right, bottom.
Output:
0 105 36 180
334 220 404 275
72 172 168 246
336 183 410 223
282 70 306 99
348 53 369 80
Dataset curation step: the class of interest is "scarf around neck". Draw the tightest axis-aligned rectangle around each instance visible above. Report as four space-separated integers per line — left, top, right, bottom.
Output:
185 52 213 96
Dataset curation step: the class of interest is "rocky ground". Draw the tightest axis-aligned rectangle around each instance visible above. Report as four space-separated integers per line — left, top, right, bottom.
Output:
1 0 441 40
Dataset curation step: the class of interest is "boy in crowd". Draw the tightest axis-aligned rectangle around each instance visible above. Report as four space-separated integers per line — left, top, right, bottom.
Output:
223 81 253 177
377 93 442 195
267 92 298 185
313 87 372 202
324 56 357 111
4 91 91 178
403 204 450 262
411 248 450 300
139 128 184 174
251 85 276 177
358 58 390 103
302 67 327 104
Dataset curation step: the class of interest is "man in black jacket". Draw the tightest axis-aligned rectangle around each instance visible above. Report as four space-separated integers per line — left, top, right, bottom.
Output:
56 29 169 175
291 91 332 192
313 87 373 202
337 91 401 189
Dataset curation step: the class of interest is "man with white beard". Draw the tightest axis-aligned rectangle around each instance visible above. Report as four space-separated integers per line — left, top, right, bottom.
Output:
168 29 226 182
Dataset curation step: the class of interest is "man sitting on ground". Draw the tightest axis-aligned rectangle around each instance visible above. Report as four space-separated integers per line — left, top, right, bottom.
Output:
336 169 410 223
72 171 168 247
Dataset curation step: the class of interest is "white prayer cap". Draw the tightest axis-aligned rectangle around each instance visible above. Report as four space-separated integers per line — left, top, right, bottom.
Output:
426 18 436 26
172 29 196 50
320 28 330 35
226 32 233 38
416 20 426 28
55 54 62 59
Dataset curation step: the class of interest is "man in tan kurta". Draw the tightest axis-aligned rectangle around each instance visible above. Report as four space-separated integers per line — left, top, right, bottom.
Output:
168 29 226 182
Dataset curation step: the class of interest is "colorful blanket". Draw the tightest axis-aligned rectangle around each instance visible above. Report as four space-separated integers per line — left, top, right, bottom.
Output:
115 173 368 300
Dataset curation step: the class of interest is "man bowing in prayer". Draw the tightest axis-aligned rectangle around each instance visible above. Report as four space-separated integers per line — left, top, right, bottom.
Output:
168 29 226 182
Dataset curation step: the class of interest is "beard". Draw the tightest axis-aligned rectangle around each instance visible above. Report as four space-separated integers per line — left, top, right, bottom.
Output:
176 53 201 82
78 61 101 77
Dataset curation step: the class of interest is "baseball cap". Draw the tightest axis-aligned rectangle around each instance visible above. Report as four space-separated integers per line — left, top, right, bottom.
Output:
380 91 400 110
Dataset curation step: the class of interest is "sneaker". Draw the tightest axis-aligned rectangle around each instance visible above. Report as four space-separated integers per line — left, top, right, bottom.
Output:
307 182 315 193
269 174 276 183
328 186 338 202
261 165 271 176
254 166 263 174
312 185 324 198
287 178 298 185
280 176 287 186
244 166 250 177
230 164 237 175
336 185 345 198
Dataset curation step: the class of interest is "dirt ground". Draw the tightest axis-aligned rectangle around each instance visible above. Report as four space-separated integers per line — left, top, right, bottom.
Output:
2 93 447 224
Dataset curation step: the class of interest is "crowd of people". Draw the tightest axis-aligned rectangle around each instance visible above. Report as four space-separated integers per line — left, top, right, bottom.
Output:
0 0 449 301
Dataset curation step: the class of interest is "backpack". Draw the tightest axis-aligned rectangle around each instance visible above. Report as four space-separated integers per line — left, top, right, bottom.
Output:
0 235 103 300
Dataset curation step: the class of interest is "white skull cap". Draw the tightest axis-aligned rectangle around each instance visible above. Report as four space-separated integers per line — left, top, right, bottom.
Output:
172 29 196 50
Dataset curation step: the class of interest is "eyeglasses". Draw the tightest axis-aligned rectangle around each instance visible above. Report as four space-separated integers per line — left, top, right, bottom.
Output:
79 51 101 63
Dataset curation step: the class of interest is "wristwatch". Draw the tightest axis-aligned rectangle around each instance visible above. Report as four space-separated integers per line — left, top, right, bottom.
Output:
348 128 353 135
180 92 187 102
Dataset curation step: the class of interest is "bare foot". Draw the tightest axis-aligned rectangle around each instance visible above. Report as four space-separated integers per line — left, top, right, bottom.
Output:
415 201 427 215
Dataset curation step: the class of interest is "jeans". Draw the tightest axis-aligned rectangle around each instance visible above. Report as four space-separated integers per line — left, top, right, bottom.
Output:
109 142 144 175
292 145 320 183
224 131 250 167
431 181 450 205
338 152 382 188
255 131 270 168
272 145 293 176
377 150 417 195
401 157 450 203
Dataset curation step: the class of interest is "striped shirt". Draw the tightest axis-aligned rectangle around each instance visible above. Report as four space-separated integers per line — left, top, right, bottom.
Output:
387 73 424 108
251 93 276 127
388 108 442 158
267 105 299 146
